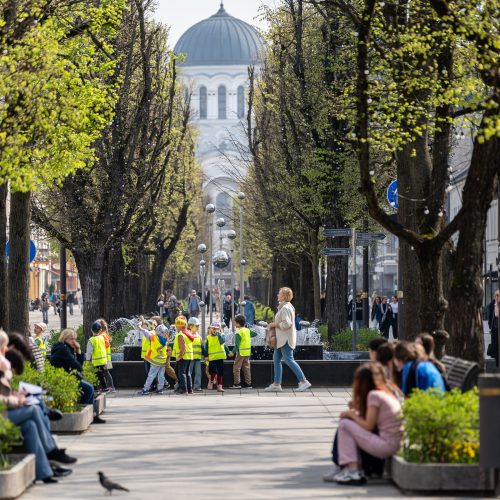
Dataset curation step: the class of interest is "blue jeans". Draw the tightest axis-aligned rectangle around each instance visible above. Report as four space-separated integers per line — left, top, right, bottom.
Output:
8 405 56 480
80 379 94 405
189 359 202 389
144 364 165 391
273 342 306 384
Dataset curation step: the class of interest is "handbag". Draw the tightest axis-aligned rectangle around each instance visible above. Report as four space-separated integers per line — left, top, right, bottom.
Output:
266 326 277 348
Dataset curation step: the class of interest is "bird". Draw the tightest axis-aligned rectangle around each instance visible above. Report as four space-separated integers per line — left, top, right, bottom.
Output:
98 471 130 495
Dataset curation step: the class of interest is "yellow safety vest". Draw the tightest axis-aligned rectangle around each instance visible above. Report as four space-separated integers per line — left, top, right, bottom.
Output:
238 327 252 357
101 332 111 363
145 335 167 366
141 334 150 359
90 336 107 367
207 335 226 361
192 336 202 360
173 331 193 360
34 336 46 357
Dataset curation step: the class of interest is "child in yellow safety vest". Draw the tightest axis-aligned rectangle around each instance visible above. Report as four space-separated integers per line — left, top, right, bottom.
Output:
138 323 170 395
32 322 47 357
202 321 229 393
85 321 110 392
172 316 195 395
187 317 203 392
97 318 115 393
229 314 258 389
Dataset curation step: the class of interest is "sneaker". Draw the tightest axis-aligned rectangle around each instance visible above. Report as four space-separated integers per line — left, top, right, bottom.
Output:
137 389 151 396
297 380 312 392
207 381 214 390
46 448 77 465
217 384 225 393
242 384 253 389
229 384 242 389
154 390 164 395
194 388 204 392
92 416 106 424
335 468 366 486
322 466 342 482
51 464 72 478
42 477 58 484
264 383 282 392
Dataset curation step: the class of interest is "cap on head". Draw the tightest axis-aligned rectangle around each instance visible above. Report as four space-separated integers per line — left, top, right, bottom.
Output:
188 317 201 326
34 322 47 332
175 316 187 327
91 321 102 333
210 321 221 330
155 324 168 336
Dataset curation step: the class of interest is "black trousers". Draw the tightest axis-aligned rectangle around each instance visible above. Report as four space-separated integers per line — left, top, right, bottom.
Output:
177 359 192 393
391 314 398 339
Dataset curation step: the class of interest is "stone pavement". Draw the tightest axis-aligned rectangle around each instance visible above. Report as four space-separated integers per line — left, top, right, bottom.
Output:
29 307 84 331
22 389 477 500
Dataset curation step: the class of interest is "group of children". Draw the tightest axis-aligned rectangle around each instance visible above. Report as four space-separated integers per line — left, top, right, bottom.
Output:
138 313 257 395
85 319 115 393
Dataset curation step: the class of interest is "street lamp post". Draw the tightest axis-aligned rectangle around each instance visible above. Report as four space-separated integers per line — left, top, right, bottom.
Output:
205 203 216 324
227 229 237 333
237 192 246 302
215 217 226 322
198 243 207 339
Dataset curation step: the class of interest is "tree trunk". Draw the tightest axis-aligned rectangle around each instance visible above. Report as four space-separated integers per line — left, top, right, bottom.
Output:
102 248 127 320
446 135 500 366
416 242 448 357
325 236 349 345
8 191 31 336
73 250 105 343
0 184 8 330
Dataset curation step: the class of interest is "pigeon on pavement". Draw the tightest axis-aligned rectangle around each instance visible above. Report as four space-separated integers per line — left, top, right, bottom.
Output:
98 471 130 495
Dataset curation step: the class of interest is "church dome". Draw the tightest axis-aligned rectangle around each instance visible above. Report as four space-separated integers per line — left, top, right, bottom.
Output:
174 3 263 66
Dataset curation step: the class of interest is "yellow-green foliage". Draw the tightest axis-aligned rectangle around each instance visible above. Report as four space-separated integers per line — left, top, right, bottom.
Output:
82 362 99 388
0 404 22 469
0 0 125 191
402 388 479 464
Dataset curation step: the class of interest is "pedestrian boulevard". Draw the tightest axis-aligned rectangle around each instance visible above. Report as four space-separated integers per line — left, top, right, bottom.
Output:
23 390 474 500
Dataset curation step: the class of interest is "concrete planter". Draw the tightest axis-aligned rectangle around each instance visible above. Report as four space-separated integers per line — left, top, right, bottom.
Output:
95 393 106 416
0 454 35 500
391 456 496 492
50 404 93 434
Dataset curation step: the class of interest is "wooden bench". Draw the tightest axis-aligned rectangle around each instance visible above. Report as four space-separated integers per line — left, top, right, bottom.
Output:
441 355 480 391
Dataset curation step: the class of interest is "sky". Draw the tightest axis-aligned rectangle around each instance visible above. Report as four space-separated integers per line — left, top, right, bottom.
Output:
153 0 276 47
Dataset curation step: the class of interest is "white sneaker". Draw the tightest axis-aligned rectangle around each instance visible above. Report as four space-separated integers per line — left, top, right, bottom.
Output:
335 468 366 485
297 380 312 392
264 383 282 392
322 465 342 482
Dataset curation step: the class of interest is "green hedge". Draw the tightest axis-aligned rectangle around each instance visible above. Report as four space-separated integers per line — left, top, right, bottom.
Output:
402 388 479 464
0 404 22 469
318 325 381 351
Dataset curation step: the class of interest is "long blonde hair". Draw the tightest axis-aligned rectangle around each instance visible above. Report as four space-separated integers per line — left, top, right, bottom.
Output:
59 328 76 343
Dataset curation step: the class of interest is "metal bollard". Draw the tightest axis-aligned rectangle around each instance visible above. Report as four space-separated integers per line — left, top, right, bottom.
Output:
479 374 500 495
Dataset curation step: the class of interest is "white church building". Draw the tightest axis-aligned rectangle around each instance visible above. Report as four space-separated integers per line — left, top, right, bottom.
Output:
174 2 263 283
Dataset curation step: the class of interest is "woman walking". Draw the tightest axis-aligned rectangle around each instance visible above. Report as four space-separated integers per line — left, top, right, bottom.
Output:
264 287 311 392
379 297 393 339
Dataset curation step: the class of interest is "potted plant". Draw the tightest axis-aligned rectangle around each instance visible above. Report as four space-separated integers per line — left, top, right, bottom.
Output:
13 364 93 433
0 405 35 499
392 388 495 492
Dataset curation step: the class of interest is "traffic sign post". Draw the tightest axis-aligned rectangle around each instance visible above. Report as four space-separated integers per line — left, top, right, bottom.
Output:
321 248 351 257
322 228 352 238
351 228 357 352
387 180 398 209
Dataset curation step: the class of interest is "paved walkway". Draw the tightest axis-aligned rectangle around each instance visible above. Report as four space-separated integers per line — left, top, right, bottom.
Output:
22 389 476 500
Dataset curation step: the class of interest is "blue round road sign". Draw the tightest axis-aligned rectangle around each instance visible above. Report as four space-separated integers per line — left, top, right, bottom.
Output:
387 180 398 209
6 240 37 263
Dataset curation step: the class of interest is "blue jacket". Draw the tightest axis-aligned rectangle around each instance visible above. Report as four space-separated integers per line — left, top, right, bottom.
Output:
402 360 446 395
244 300 255 325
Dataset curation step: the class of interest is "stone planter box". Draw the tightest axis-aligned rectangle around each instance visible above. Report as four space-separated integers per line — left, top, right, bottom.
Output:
0 454 35 500
95 393 106 416
50 404 93 434
391 456 496 492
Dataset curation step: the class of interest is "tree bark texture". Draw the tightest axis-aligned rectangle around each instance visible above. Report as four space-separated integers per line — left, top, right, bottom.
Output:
8 191 31 336
0 184 8 330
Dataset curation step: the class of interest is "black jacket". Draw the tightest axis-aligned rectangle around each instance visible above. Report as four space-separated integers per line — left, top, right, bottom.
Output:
488 300 498 332
50 342 84 373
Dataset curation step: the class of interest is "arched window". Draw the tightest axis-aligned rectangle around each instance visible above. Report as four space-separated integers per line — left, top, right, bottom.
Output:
216 191 232 228
237 85 245 119
218 85 227 119
199 86 207 119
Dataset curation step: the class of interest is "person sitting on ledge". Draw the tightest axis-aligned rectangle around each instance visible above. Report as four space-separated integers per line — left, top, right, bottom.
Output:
324 363 403 486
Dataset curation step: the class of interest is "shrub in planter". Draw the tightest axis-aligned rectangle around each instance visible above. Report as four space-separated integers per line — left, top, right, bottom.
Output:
402 388 479 464
12 363 81 414
0 405 22 470
82 362 99 388
329 327 381 352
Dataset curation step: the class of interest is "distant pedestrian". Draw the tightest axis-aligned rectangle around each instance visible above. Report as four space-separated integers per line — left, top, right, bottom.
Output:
487 290 500 367
76 288 83 313
41 297 50 324
379 297 393 339
390 296 399 339
157 293 166 317
187 290 201 319
243 295 255 325
348 293 363 331
223 293 234 329
166 290 179 323
370 296 382 330
67 292 75 316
